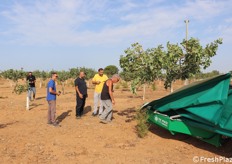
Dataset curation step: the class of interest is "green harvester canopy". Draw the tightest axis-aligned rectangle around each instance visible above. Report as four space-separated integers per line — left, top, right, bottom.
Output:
144 73 232 146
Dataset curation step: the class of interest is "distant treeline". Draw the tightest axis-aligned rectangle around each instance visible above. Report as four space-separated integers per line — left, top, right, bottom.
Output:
0 67 230 82
0 65 120 82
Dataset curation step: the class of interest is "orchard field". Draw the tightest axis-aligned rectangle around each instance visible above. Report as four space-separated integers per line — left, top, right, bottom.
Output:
0 78 232 164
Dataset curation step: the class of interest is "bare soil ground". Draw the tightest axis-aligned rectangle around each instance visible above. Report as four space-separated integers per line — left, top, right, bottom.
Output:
0 79 232 164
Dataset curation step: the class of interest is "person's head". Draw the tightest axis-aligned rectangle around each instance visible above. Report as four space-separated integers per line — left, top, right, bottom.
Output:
28 72 32 76
79 71 86 79
98 68 104 76
111 74 120 83
51 72 58 80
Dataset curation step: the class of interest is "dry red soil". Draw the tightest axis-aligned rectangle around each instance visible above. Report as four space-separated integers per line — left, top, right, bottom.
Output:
0 79 232 164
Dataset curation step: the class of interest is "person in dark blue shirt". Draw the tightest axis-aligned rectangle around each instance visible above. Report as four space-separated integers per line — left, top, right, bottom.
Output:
26 72 36 101
47 72 61 127
75 71 88 119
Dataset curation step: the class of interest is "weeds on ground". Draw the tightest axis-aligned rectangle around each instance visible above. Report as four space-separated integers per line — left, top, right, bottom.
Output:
115 84 120 89
13 84 28 95
151 83 156 91
121 81 129 89
135 108 149 138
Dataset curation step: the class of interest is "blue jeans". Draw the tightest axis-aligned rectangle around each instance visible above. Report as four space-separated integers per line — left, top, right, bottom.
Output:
28 87 36 100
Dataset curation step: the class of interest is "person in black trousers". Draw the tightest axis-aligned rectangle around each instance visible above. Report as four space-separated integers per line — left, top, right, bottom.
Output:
75 71 88 119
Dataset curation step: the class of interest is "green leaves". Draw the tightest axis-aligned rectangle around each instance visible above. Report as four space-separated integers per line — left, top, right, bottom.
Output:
1 69 26 82
120 43 164 95
0 69 28 94
104 65 119 77
120 37 223 92
57 70 70 82
13 83 29 95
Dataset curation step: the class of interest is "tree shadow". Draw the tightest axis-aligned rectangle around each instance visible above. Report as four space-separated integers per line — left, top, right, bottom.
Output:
127 95 143 99
0 121 18 129
35 96 46 100
149 124 232 157
56 110 72 123
0 96 8 99
117 107 137 123
65 92 73 94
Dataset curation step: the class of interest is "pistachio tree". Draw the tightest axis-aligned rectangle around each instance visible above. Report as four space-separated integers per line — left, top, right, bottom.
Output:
163 38 223 91
104 65 119 77
57 70 69 94
120 43 163 100
1 69 27 94
120 38 223 97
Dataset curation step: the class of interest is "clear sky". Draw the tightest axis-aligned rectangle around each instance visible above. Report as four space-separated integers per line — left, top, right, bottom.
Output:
0 0 231 73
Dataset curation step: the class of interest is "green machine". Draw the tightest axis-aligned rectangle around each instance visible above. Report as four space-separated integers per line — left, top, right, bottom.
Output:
142 73 232 147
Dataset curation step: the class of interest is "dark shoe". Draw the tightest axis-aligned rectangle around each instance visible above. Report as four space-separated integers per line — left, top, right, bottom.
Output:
52 122 60 127
100 119 108 124
47 122 52 125
76 116 81 119
100 118 108 124
92 113 97 117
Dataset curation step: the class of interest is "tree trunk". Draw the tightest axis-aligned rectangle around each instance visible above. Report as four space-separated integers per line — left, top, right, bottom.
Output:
143 84 146 100
170 82 174 93
40 79 42 88
8 80 13 87
184 79 189 85
26 97 29 110
62 82 65 95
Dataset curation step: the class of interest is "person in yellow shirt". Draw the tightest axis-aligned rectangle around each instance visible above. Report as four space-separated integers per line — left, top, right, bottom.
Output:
92 68 108 116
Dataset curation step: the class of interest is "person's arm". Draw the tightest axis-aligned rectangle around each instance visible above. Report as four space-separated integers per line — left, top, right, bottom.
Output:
49 81 60 96
49 87 60 96
108 80 115 104
34 76 36 83
92 75 100 84
75 80 83 98
92 81 100 84
75 85 83 98
26 76 31 84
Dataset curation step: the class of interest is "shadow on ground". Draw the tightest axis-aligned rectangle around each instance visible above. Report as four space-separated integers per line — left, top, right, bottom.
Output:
149 124 232 158
0 96 8 99
0 121 19 129
56 110 72 123
83 106 92 115
117 107 137 123
35 96 46 100
29 103 43 110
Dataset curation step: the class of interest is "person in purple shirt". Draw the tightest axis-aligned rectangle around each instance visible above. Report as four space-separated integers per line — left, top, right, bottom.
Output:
47 72 61 127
